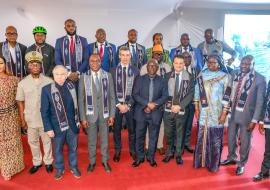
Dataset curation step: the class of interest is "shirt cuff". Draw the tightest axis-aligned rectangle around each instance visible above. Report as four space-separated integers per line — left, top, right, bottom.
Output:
251 119 258 123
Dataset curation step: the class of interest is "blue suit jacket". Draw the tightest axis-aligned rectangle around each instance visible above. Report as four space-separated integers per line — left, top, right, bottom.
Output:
133 74 168 125
87 42 117 72
54 35 88 73
170 45 203 72
110 64 140 107
41 82 79 137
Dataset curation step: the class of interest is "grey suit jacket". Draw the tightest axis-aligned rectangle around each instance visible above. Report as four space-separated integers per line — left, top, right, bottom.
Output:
230 70 266 126
78 70 116 123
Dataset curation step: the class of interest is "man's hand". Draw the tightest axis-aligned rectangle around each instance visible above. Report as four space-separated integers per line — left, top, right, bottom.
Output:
68 72 79 82
247 122 256 132
144 107 151 113
81 120 89 128
171 105 181 113
258 123 265 135
108 117 114 126
47 130 55 138
118 104 129 114
21 119 28 129
227 58 235 66
147 102 156 111
218 112 227 125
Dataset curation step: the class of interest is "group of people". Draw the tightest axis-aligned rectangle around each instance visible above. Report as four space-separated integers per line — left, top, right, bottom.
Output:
0 18 269 184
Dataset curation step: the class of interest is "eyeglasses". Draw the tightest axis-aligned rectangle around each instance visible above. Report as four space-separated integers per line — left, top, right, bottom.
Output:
6 32 17 36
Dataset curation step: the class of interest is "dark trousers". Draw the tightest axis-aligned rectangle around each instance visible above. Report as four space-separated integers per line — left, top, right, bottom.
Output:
183 104 195 147
135 114 160 161
53 128 78 171
261 128 270 174
114 108 136 154
164 111 187 157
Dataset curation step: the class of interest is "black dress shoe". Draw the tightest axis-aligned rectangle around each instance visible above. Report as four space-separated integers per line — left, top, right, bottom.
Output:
21 128 27 135
162 155 174 163
87 164 96 173
148 160 157 167
253 172 269 182
236 166 245 176
102 162 111 173
29 165 42 174
184 145 194 153
45 164 53 173
130 152 136 161
132 159 144 167
220 159 237 166
158 148 165 155
113 153 120 162
176 157 183 165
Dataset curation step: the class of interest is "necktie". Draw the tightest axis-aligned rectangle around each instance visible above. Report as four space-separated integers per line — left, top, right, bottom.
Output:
99 44 104 59
95 72 100 94
123 67 127 96
131 45 136 63
175 73 180 96
149 78 154 102
233 74 244 110
70 36 75 54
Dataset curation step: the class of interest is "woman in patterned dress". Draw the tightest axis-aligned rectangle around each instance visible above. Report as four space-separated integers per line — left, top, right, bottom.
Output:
0 56 24 180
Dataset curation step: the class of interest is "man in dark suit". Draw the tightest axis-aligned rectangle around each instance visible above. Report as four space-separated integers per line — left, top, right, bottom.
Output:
221 55 266 175
87 28 117 72
132 59 168 168
253 81 270 182
116 29 147 69
111 46 140 162
41 65 81 180
162 55 194 165
0 25 27 79
79 54 116 173
54 19 88 83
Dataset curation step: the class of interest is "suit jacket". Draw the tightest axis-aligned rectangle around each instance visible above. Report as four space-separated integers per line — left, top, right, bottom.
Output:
165 70 195 111
133 74 168 125
110 64 140 107
41 81 79 136
0 42 27 78
169 45 203 73
230 70 266 126
116 42 147 69
54 35 88 73
87 42 117 72
78 70 116 123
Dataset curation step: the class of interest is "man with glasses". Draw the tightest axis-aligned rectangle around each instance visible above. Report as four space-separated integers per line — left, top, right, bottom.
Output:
0 26 27 79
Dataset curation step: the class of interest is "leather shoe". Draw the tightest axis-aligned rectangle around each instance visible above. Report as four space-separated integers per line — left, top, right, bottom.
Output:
148 159 157 167
132 159 144 167
184 145 194 153
158 148 165 155
55 170 64 180
102 162 111 173
236 166 245 176
162 155 174 163
113 153 120 162
45 164 53 173
220 159 237 166
87 164 96 173
21 128 27 135
253 172 269 182
70 168 81 178
130 152 136 161
176 157 183 165
29 165 42 174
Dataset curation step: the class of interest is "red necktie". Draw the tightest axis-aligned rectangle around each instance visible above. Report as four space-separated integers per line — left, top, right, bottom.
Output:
99 44 104 59
70 36 75 54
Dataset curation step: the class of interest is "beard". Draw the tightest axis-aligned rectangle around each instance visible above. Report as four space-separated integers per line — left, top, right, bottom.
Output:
66 29 76 36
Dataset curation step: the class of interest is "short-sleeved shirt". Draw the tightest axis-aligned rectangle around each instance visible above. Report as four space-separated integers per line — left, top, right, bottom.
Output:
16 74 53 128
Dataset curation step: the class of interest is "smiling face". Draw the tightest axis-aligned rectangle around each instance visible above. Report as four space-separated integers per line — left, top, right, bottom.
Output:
28 61 42 75
180 34 190 47
95 28 106 43
204 29 214 43
153 34 162 45
128 30 137 44
89 55 101 72
173 57 185 73
240 56 254 74
147 60 158 76
207 57 219 71
34 33 46 45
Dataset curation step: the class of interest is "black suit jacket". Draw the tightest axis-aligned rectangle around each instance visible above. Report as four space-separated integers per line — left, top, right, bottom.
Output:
133 74 168 125
0 42 27 78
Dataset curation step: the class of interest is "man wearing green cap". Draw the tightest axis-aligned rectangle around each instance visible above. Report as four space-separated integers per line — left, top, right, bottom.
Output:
16 51 54 175
26 26 55 77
